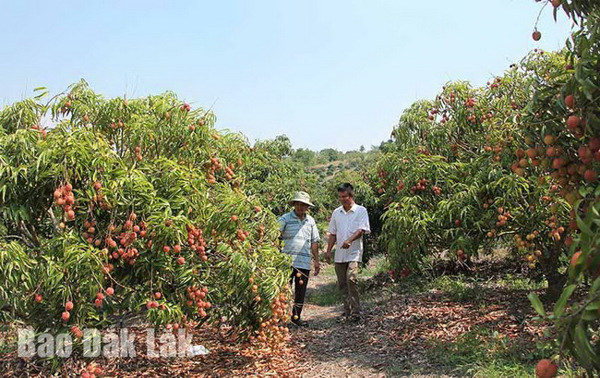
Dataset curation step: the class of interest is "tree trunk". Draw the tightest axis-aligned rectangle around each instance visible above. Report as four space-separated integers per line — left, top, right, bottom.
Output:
541 243 567 301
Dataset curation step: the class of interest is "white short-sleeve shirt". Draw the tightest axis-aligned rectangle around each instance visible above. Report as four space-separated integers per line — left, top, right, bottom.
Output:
328 203 370 263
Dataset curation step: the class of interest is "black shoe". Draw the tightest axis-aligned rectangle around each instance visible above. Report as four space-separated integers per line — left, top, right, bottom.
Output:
349 314 362 323
291 317 309 327
336 313 349 323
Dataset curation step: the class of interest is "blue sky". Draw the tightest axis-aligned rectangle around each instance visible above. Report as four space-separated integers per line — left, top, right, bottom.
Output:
0 0 572 151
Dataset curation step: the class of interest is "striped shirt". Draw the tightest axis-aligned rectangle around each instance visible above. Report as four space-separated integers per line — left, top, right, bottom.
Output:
278 211 320 270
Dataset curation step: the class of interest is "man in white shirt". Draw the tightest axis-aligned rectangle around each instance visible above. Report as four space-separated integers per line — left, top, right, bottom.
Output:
325 183 370 322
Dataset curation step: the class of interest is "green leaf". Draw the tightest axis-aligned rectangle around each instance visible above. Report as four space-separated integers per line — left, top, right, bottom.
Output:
576 214 594 236
574 323 597 370
554 284 576 318
528 292 545 317
590 277 600 294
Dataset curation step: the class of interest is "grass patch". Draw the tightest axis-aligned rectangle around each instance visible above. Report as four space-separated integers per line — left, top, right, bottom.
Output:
494 274 546 291
306 263 339 306
307 256 388 306
423 273 546 304
427 275 487 303
424 326 576 377
307 283 339 306
359 256 389 278
424 326 583 377
0 323 18 355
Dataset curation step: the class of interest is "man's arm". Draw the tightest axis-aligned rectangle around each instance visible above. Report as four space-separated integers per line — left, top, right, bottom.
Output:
278 231 284 251
325 234 336 264
311 242 320 275
341 229 364 249
277 214 287 252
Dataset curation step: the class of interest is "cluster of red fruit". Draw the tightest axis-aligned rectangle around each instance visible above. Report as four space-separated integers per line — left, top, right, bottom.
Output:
80 362 103 378
455 249 468 261
61 301 74 322
60 95 72 115
145 300 162 310
188 117 206 131
522 135 598 201
487 77 502 90
544 214 565 242
464 97 476 108
430 107 451 124
395 180 405 191
106 212 149 265
237 228 250 242
90 181 108 210
165 315 189 332
257 224 265 240
186 224 208 262
180 103 191 112
146 290 170 311
185 286 210 318
82 219 100 246
515 232 543 268
495 207 511 228
134 146 142 162
31 124 47 139
465 110 493 125
54 183 76 221
428 107 449 123
250 292 290 348
71 325 83 338
446 91 457 104
416 147 431 156
94 289 109 308
223 162 236 181
427 108 438 121
205 157 223 184
102 263 114 275
249 277 261 302
484 143 504 162
409 178 435 194
162 242 186 265
109 119 124 130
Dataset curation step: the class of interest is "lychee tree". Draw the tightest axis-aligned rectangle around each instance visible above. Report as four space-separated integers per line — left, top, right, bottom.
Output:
375 57 572 296
0 81 292 347
523 0 600 375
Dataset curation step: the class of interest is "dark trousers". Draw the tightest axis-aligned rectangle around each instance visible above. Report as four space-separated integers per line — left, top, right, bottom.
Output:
290 267 310 320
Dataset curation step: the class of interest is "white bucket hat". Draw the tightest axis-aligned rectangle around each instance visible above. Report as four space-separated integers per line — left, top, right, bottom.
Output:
289 191 315 207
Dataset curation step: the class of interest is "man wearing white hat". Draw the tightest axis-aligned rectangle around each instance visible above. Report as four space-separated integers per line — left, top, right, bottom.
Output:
278 191 321 327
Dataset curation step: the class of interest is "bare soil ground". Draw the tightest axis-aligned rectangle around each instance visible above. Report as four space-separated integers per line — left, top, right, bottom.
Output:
1 258 546 377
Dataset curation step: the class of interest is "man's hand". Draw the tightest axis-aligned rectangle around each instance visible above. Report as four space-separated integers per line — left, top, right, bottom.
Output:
341 239 352 249
314 260 320 276
325 251 332 264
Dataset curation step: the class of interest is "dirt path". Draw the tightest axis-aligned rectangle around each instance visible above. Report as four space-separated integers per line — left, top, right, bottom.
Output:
289 262 390 377
286 260 451 378
283 258 542 378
